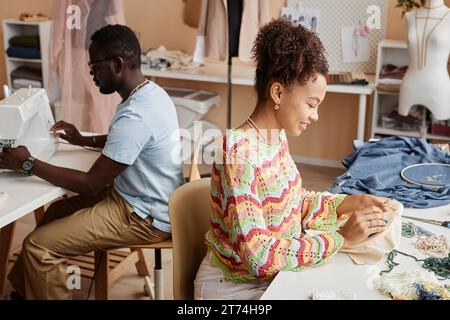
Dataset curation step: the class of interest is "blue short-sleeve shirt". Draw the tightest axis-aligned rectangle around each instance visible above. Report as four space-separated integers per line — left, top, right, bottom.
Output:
103 81 183 233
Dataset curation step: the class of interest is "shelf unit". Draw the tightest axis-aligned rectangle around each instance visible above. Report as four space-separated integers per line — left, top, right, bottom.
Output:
2 19 52 93
371 40 450 142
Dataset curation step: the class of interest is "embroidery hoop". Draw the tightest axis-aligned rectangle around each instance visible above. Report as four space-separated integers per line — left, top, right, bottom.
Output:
400 163 450 188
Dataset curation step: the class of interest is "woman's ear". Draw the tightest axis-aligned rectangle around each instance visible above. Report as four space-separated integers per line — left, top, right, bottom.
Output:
269 82 283 105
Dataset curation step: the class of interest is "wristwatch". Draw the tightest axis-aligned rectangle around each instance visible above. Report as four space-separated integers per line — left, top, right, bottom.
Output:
21 156 36 176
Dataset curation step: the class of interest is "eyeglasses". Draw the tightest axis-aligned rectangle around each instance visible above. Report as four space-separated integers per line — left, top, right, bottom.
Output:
87 57 114 69
88 56 129 70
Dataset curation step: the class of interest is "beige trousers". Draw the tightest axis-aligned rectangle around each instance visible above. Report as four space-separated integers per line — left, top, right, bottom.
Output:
194 252 271 300
8 187 170 300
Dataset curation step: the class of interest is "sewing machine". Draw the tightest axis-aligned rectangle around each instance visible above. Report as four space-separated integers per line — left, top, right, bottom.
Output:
0 88 57 162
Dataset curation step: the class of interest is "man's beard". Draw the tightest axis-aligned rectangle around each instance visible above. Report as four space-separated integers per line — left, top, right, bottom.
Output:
99 84 117 95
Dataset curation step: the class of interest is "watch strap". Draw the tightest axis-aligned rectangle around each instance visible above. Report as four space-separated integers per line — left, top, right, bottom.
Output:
20 156 36 176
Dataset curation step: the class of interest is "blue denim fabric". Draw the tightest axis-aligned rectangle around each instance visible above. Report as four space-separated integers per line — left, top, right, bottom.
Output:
328 136 450 208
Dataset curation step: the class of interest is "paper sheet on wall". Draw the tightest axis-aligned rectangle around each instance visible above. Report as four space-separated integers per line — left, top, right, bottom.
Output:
341 26 370 64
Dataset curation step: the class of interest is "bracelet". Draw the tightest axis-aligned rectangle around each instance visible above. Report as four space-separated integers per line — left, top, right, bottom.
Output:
92 135 96 146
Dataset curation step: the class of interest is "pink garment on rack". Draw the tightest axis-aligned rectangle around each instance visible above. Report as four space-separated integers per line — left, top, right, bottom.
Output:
49 0 125 133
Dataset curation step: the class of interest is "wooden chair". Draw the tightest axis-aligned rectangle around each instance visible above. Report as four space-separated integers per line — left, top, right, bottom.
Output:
168 178 211 299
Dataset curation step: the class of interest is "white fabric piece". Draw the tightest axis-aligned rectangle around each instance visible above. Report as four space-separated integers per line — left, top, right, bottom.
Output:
340 199 403 265
142 46 201 71
378 78 403 85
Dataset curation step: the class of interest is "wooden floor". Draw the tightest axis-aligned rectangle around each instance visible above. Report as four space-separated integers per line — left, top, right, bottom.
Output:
1 163 344 300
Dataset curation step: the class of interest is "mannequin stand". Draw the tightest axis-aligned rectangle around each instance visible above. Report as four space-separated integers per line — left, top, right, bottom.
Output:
420 107 428 139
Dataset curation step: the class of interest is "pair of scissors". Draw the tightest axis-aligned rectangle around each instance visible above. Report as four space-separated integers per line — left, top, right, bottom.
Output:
403 215 450 229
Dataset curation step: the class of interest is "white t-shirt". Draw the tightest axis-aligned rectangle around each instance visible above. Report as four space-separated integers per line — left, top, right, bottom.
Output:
103 81 183 233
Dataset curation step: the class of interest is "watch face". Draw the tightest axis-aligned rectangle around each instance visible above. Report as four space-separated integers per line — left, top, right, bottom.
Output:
22 160 33 172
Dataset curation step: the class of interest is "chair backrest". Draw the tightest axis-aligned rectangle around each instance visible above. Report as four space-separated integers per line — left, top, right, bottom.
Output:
188 136 203 182
168 178 211 299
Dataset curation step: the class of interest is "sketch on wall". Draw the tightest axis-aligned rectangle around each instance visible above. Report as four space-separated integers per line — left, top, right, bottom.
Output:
341 23 371 64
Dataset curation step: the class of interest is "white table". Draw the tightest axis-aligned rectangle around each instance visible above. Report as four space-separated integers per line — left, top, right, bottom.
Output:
142 63 375 141
261 203 450 300
0 143 99 292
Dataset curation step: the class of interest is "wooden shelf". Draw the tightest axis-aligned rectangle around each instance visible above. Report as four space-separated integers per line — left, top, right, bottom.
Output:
376 90 400 96
7 57 42 63
373 127 420 138
378 40 407 49
373 126 450 142
3 19 49 26
2 19 52 98
427 133 450 141
142 63 376 94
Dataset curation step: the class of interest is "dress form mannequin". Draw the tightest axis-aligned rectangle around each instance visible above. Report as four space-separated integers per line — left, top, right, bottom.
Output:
398 0 450 120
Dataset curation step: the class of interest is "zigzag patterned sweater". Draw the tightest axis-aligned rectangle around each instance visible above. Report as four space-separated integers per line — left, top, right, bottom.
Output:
205 129 348 282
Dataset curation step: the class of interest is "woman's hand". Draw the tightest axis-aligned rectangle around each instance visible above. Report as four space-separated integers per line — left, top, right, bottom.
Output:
337 194 389 217
338 206 387 249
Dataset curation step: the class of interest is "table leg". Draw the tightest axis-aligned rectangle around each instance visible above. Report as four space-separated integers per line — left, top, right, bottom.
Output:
0 221 16 294
34 206 45 226
357 94 367 141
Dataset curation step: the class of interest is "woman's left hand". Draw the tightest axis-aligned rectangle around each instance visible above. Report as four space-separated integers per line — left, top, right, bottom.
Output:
337 194 389 217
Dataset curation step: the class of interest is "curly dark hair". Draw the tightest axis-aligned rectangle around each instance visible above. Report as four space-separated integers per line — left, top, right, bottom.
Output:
252 19 329 103
90 24 141 70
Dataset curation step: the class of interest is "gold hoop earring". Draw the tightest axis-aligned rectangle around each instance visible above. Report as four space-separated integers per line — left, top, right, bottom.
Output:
274 104 280 110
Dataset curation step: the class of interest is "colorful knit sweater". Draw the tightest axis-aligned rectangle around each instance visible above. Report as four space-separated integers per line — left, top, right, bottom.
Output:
206 129 348 282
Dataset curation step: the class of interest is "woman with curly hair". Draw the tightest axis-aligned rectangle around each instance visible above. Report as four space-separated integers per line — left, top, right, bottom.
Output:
194 19 388 300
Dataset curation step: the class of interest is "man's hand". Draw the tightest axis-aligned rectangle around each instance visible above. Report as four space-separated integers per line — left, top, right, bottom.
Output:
339 206 387 249
337 194 389 217
0 146 31 171
52 121 83 145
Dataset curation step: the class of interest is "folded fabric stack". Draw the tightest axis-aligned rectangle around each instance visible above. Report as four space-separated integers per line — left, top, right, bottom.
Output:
431 116 450 137
10 66 43 89
377 64 408 93
381 109 422 132
6 35 41 59
19 12 50 22
326 72 369 86
142 46 201 71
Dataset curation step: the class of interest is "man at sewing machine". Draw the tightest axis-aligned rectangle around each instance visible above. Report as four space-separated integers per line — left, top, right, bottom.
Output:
0 24 183 299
